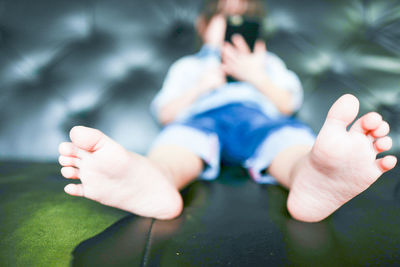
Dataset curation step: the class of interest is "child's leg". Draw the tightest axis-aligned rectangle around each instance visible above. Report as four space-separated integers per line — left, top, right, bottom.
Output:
147 145 203 190
58 126 202 220
267 94 397 222
267 144 312 188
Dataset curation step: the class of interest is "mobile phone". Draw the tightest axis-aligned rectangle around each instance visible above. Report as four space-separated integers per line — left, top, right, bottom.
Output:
224 15 260 51
224 15 260 82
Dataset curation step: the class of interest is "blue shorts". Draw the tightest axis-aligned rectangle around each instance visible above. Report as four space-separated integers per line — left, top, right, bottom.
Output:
152 103 315 184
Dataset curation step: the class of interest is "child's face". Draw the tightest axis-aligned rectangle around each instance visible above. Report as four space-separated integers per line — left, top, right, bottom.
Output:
218 0 249 16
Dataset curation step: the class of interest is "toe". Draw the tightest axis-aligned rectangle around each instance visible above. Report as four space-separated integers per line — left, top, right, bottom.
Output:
371 121 390 138
70 126 107 152
350 112 382 134
325 94 359 128
64 184 84 197
61 167 80 179
376 155 397 172
58 142 79 157
58 156 80 167
374 136 393 153
362 112 382 131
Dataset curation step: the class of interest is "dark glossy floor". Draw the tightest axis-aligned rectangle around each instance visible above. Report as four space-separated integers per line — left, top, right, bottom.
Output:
1 161 400 266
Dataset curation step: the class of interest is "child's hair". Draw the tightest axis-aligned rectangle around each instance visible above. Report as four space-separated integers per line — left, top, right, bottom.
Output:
200 0 266 27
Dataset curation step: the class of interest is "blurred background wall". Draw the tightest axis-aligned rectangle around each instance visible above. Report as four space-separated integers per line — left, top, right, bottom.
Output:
0 0 399 160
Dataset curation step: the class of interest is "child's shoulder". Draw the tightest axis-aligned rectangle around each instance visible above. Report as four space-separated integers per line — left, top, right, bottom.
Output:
170 54 203 71
172 54 201 67
265 51 287 68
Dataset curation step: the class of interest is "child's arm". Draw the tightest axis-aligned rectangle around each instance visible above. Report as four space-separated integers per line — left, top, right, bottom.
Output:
245 71 294 115
158 66 226 125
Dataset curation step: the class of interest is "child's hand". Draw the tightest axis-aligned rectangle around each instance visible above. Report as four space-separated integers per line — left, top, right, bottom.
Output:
221 35 267 84
197 66 227 94
201 14 226 48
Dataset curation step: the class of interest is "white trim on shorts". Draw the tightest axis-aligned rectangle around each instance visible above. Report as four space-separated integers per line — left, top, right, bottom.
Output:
151 125 220 180
245 126 316 184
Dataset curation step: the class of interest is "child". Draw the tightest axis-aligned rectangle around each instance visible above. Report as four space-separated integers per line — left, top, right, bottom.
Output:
58 0 397 223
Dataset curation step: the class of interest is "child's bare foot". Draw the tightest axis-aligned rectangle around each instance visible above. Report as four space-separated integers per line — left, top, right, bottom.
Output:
58 126 183 220
288 94 397 222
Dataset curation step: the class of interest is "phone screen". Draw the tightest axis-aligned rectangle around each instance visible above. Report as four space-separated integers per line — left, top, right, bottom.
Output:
224 15 260 51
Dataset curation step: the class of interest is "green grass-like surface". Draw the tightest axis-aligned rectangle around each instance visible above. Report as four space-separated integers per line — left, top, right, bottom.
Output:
0 162 127 266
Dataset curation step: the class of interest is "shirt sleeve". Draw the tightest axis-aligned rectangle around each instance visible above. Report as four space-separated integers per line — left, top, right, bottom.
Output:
264 52 304 112
150 56 200 119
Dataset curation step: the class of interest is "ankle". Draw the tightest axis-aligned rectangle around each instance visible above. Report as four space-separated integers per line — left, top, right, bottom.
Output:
148 159 176 185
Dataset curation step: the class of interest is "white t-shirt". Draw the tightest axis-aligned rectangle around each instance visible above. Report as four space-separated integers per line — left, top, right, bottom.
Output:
151 45 303 122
